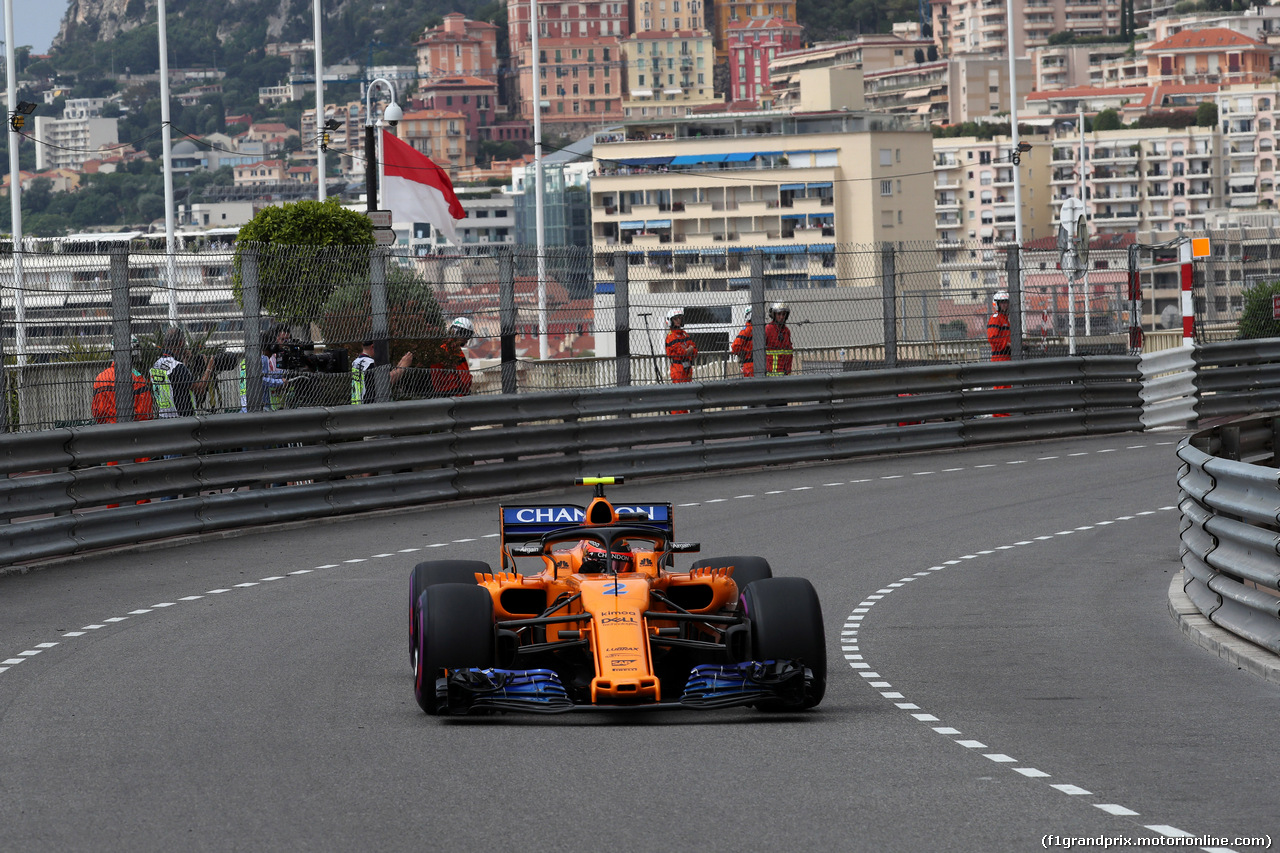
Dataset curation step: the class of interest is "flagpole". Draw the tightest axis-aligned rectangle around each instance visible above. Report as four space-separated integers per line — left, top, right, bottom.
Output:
530 0 548 360
4 0 27 366
314 0 326 201
158 0 178 324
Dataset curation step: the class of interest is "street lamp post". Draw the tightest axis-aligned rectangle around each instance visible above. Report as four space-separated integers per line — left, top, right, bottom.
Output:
364 77 402 213
363 78 402 380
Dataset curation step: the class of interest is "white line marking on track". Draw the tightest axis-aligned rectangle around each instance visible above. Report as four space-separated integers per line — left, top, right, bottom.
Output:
956 740 987 749
932 727 961 735
974 464 995 468
315 564 339 569
178 595 203 600
895 702 919 709
234 583 258 588
734 495 754 499
706 499 727 503
1013 768 1050 778
207 589 230 594
260 576 285 582
287 571 310 576
2 659 23 665
36 643 57 649
398 548 421 552
60 632 85 638
343 559 366 563
151 603 175 608
128 610 152 615
1094 804 1139 816
880 475 903 480
1145 826 1193 838
103 617 128 622
1051 784 1092 796
372 554 394 558
984 754 1016 763
82 625 105 630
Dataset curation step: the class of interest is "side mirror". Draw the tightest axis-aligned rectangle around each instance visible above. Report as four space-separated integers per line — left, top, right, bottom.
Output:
670 542 701 553
510 544 542 557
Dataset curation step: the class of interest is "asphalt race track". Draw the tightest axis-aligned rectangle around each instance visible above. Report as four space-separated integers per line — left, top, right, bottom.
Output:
2 431 1277 853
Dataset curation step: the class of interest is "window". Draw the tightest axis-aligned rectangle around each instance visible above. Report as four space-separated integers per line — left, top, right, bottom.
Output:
880 148 892 166
880 180 892 196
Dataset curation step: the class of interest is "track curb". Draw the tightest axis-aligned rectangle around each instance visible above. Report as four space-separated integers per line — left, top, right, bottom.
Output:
1168 570 1280 685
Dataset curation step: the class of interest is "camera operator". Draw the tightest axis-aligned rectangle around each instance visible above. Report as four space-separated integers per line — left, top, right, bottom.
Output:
151 327 216 419
351 340 414 405
239 324 290 412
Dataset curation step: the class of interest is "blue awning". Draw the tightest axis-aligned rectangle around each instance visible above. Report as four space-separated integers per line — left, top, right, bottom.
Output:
674 249 701 255
807 244 835 252
649 250 672 258
807 182 833 189
669 154 704 165
615 156 673 166
595 281 616 294
808 213 834 221
645 219 671 228
728 278 751 288
810 275 836 280
780 183 805 191
765 245 807 254
758 151 783 156
781 213 806 220
724 152 757 162
620 221 644 230
701 153 729 163
728 247 753 253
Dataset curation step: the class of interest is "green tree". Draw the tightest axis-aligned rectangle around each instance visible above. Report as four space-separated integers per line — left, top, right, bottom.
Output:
1093 108 1123 131
233 198 376 323
1237 279 1280 339
1195 101 1218 127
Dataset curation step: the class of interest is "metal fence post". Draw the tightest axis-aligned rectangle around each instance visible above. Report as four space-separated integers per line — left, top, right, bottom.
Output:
499 246 517 394
0 288 5 433
110 246 133 424
750 250 765 378
1127 243 1143 354
241 244 264 413
370 247 391 404
614 250 630 387
881 244 897 369
1007 245 1022 360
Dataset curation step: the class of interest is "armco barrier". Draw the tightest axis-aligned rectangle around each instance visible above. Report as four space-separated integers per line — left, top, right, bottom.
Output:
0 356 1141 568
1178 416 1280 654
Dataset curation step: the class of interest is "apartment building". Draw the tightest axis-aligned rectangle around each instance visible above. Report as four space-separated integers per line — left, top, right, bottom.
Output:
590 107 933 299
415 14 501 83
1048 124 1220 235
932 0 1130 58
32 114 120 171
932 135 1052 251
726 18 803 104
395 110 470 176
516 37 626 124
1144 27 1272 86
418 77 501 143
633 0 705 34
621 29 720 118
1215 82 1280 211
862 55 1032 124
1030 43 1135 91
708 0 796 59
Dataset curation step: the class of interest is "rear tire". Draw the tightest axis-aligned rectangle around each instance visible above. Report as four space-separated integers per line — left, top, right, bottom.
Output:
414 583 496 715
410 560 490 669
742 577 826 710
691 555 772 590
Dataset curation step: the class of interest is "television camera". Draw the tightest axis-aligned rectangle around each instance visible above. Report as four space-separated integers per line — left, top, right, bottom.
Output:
273 339 349 374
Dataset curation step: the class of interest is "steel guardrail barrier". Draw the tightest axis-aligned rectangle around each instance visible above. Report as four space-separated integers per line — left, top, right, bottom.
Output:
1178 415 1280 655
0 356 1141 568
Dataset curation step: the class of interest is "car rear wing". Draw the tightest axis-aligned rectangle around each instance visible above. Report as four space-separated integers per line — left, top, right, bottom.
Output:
499 502 675 568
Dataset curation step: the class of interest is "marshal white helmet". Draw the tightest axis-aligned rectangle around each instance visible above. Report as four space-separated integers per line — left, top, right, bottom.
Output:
665 307 684 326
744 306 752 322
770 302 790 319
993 290 1010 303
450 317 474 338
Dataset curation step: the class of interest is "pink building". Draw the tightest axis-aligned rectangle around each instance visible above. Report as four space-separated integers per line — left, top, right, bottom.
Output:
726 18 803 105
415 14 501 83
508 0 630 119
418 76 501 143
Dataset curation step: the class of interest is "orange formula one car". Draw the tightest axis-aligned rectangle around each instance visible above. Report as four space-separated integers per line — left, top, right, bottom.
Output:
409 477 826 715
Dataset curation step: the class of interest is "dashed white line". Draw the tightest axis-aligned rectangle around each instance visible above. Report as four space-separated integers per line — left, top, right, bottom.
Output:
1095 804 1139 816
1051 784 1092 796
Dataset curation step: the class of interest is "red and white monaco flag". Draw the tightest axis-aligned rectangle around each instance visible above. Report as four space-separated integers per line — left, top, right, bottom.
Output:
381 129 465 245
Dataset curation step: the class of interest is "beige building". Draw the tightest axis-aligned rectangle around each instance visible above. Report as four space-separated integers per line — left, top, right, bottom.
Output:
932 135 1052 249
590 106 934 297
32 115 119 172
621 29 720 119
1049 124 1221 235
932 0 1130 58
1031 43 1137 92
395 109 470 176
863 55 1032 124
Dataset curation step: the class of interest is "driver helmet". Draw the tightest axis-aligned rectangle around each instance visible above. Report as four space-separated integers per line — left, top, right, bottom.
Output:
665 307 684 328
450 317 474 341
581 542 630 574
770 302 790 321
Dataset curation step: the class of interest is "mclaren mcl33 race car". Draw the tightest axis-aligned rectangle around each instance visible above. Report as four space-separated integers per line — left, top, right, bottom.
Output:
408 477 826 715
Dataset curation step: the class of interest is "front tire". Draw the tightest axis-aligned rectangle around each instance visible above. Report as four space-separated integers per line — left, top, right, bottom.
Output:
414 583 496 715
410 560 490 669
742 577 826 710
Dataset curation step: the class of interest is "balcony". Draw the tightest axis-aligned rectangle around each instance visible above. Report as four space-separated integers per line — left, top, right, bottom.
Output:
934 157 959 169
935 178 960 190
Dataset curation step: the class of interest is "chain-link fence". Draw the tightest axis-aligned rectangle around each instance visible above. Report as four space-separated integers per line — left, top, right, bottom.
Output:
0 234 1250 432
